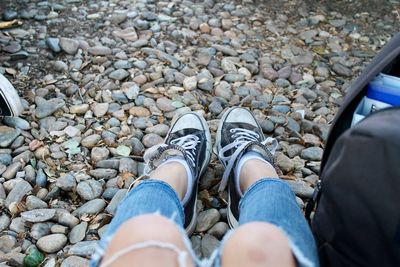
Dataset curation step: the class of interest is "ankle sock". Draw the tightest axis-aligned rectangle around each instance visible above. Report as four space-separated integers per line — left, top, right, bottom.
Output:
158 157 193 205
234 151 274 195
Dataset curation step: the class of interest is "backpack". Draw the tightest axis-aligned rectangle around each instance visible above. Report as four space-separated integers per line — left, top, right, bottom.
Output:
306 33 400 266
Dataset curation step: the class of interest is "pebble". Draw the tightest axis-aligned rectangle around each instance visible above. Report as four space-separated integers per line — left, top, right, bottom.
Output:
3 9 18 21
76 180 103 200
109 69 129 80
35 97 65 119
46 37 61 53
89 168 117 179
5 180 32 208
142 133 163 148
56 174 77 191
88 46 112 56
60 256 89 267
81 134 101 148
301 147 324 161
37 234 67 253
72 199 106 216
196 209 220 232
59 37 79 55
201 234 220 258
0 126 20 148
67 240 98 256
21 209 56 223
69 222 87 244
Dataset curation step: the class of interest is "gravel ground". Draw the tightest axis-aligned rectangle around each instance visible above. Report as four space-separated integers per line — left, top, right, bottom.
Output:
0 0 399 266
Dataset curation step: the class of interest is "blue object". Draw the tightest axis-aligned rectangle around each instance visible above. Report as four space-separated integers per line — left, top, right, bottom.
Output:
367 74 400 106
90 179 319 267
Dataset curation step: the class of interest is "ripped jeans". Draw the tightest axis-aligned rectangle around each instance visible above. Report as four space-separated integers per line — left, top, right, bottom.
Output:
90 179 319 267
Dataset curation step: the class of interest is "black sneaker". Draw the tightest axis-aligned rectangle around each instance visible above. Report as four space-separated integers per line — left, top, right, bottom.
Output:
143 112 212 234
215 107 278 228
0 73 23 116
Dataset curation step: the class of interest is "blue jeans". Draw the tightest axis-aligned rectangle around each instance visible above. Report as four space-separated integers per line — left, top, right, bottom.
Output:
91 179 319 267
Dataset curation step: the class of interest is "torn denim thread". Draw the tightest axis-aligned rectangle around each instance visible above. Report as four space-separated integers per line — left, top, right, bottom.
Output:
91 178 319 267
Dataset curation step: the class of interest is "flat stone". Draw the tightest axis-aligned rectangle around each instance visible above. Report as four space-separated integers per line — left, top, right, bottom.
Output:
72 199 106 216
196 209 220 232
201 234 220 258
67 240 98 256
0 126 20 148
59 37 79 55
46 37 61 53
56 211 79 228
88 46 112 56
61 256 89 267
0 235 16 253
90 168 117 179
70 104 89 114
37 234 67 253
93 102 109 117
300 147 323 161
3 117 30 130
112 27 138 41
76 180 103 200
31 222 51 240
5 180 32 208
142 133 163 148
109 69 129 80
21 209 56 223
81 134 101 148
2 162 22 179
35 97 65 119
56 174 76 191
105 189 128 215
211 44 238 56
69 222 87 244
332 63 352 77
26 195 47 210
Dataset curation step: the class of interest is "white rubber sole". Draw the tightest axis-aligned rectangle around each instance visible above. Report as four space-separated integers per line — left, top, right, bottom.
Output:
0 73 23 116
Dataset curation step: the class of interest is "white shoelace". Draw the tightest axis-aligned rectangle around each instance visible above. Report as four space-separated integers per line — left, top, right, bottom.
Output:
170 135 200 167
218 128 278 192
143 134 200 174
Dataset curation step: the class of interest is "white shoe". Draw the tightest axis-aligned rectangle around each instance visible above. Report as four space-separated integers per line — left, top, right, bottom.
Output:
0 73 23 116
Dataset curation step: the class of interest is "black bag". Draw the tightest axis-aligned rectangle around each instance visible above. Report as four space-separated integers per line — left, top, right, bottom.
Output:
307 33 400 266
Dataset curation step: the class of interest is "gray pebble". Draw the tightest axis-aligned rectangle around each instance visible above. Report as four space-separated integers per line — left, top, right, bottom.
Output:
69 222 87 244
37 234 67 253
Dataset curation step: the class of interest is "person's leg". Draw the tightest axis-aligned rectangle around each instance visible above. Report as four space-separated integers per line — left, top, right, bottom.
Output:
90 112 212 267
215 107 319 267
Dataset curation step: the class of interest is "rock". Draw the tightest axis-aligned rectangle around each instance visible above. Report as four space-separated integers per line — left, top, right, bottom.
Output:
207 222 229 239
21 209 56 223
56 174 76 191
0 126 20 147
196 209 220 232
112 27 138 41
53 61 68 72
60 256 89 267
72 199 106 216
31 222 51 240
211 44 238 56
59 37 79 55
68 240 98 256
46 37 61 53
183 76 197 90
89 168 117 179
156 98 176 112
88 46 112 56
76 180 103 200
214 81 233 100
142 133 163 148
69 222 87 244
285 180 314 198
119 157 137 175
106 189 128 215
3 9 18 21
70 104 89 114
91 147 109 162
2 162 22 179
0 235 16 253
332 63 352 77
93 103 109 117
261 66 278 81
300 147 323 161
201 234 220 258
35 97 65 119
0 214 11 232
276 152 295 173
26 195 47 210
81 134 101 148
5 180 32 208
56 211 79 228
37 234 67 253
109 69 129 80
3 117 30 130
